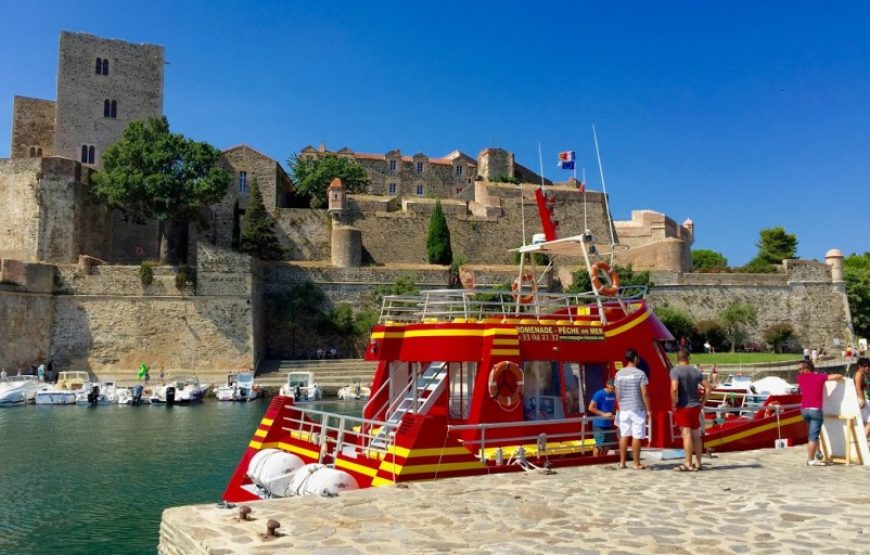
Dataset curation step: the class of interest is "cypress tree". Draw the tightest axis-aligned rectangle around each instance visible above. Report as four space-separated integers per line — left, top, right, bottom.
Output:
426 199 453 265
239 179 285 260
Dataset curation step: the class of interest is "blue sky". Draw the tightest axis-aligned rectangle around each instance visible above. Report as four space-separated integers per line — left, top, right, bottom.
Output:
2 1 868 265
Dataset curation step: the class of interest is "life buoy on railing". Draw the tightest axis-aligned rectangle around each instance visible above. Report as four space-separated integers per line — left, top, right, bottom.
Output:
590 262 620 297
764 401 781 418
488 361 524 409
511 272 537 304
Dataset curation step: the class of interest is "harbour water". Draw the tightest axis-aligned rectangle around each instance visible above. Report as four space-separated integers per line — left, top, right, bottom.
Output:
0 399 364 555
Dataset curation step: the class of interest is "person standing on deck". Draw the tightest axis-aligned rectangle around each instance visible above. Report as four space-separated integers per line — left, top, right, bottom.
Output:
796 360 843 466
588 379 616 456
854 357 870 440
614 348 652 470
670 349 711 471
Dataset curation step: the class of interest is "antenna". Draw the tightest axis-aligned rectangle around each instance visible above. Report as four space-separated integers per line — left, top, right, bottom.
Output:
593 125 618 251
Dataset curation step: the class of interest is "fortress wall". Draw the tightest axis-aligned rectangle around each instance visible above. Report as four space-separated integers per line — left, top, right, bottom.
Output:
11 96 56 158
0 158 42 260
0 290 54 371
273 209 331 260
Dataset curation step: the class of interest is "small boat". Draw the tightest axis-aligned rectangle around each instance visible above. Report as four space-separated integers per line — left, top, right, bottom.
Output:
75 381 119 406
0 375 47 406
278 371 322 401
35 371 91 405
151 376 210 405
116 384 150 405
337 378 370 401
216 372 259 402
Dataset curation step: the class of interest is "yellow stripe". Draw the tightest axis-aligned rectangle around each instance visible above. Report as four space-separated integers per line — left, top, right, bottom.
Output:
253 429 267 438
248 440 262 449
260 418 274 426
604 309 650 338
371 476 397 487
379 460 486 475
335 457 380 478
704 415 803 448
479 439 595 460
278 441 320 460
491 349 520 356
492 338 520 345
372 327 519 340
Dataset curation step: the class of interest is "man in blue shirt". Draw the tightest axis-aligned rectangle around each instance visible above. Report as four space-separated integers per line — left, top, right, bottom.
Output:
588 379 616 456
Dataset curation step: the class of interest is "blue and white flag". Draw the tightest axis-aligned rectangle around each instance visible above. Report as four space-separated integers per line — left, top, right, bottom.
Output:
558 150 575 170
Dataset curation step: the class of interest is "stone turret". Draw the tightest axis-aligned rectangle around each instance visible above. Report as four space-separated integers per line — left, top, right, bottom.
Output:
327 178 346 218
825 248 844 284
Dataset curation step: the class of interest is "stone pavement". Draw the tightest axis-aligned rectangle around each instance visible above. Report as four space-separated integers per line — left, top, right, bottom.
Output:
159 447 870 554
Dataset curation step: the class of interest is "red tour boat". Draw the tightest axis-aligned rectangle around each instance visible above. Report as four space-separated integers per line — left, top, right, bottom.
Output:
224 191 805 502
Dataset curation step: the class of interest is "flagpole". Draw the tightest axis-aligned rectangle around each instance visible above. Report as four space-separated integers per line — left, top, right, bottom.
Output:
582 167 588 231
593 125 617 249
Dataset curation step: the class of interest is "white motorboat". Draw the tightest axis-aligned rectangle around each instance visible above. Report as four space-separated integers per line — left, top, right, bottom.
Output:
116 384 151 405
151 376 210 405
337 378 370 401
216 372 259 402
35 371 91 405
279 371 322 401
0 375 47 406
75 380 119 406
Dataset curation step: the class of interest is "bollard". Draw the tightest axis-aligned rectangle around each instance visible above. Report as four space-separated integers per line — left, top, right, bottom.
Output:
266 519 281 537
239 506 252 521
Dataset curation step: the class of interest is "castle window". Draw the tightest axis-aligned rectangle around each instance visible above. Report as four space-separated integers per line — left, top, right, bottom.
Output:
37 147 42 157
388 183 397 195
96 58 102 74
416 161 424 174
389 159 397 173
29 147 36 157
456 187 462 194
455 165 463 177
81 144 95 164
238 171 248 194
103 59 109 75
416 184 424 196
96 57 109 75
104 99 117 118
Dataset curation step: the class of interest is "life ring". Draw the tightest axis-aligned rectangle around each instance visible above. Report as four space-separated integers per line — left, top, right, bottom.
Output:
488 361 524 409
764 401 781 418
590 262 620 296
511 272 537 304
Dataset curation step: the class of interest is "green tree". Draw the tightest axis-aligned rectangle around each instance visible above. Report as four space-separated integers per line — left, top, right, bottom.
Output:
718 301 758 352
654 304 695 343
239 179 285 260
738 257 777 274
756 226 798 264
763 323 795 353
567 264 652 293
692 320 728 352
844 252 870 339
691 249 729 272
426 200 453 265
93 116 230 264
289 152 370 208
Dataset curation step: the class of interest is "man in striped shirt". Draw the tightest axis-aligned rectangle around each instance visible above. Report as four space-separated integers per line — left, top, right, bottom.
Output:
614 348 652 469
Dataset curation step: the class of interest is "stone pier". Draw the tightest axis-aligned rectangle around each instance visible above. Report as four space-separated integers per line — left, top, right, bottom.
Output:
160 447 870 554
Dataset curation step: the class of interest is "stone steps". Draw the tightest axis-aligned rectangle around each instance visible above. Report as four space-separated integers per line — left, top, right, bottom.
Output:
255 359 377 387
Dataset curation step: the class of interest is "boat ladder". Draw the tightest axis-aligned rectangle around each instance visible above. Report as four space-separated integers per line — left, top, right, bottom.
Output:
370 361 448 449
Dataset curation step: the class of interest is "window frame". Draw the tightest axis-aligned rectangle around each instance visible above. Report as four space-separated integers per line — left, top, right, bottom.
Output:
238 171 249 194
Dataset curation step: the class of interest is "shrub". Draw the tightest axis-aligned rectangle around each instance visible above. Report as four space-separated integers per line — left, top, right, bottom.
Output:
655 304 695 343
139 261 154 287
693 320 728 352
763 323 796 353
175 265 195 288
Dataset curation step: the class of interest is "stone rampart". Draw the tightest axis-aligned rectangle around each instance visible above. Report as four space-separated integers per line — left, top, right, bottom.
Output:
0 290 54 371
11 96 56 158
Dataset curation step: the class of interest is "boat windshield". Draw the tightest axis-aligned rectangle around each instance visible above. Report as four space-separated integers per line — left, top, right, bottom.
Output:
287 373 312 388
237 374 254 385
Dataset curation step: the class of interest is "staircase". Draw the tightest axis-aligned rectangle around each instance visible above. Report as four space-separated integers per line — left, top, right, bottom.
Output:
256 359 377 389
370 361 448 449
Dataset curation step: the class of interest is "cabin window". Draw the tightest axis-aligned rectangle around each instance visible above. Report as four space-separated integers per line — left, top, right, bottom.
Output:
522 361 565 420
561 362 584 417
448 362 477 419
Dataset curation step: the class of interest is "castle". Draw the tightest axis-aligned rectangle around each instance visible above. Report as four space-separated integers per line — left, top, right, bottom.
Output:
0 32 854 374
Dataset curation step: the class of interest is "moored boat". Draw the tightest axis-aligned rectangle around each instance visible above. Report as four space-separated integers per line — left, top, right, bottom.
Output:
35 371 91 405
0 375 47 406
216 372 259 402
151 376 210 405
278 371 322 401
337 378 370 401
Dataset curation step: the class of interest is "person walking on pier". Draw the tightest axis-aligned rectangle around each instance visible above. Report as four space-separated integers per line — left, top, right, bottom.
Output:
671 349 711 471
854 357 870 440
588 379 616 456
796 360 843 466
614 348 651 470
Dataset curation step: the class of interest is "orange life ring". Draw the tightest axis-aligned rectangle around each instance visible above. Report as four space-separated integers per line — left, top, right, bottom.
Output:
488 361 524 409
511 272 537 304
590 262 620 296
764 401 781 418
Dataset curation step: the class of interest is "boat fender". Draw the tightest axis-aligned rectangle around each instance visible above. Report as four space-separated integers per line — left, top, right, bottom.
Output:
246 449 305 497
763 401 781 418
590 262 620 297
511 272 537 304
488 361 524 409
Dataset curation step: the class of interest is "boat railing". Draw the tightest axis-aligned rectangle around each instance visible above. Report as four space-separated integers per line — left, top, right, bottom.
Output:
278 403 401 479
378 286 648 325
448 415 615 462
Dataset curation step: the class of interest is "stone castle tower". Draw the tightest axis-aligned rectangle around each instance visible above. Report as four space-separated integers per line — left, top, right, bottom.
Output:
11 31 164 168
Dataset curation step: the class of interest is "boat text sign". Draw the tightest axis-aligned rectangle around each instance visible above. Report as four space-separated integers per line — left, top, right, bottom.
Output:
517 325 604 342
